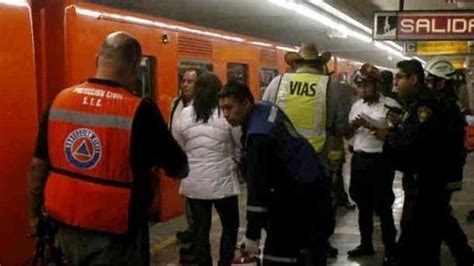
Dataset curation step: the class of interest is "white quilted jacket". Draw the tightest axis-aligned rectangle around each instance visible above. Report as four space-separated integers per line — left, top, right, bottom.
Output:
172 106 241 199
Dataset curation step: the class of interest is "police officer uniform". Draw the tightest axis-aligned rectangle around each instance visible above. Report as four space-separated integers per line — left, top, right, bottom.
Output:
243 102 333 265
435 86 473 266
384 87 448 266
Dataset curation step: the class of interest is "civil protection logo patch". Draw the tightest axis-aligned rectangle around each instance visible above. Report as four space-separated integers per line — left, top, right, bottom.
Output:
64 128 102 169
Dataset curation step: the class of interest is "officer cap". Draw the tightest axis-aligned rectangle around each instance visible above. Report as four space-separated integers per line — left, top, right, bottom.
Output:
352 63 381 85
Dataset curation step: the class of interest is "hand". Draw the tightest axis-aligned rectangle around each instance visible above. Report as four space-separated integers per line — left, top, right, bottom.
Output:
163 163 189 180
387 113 401 128
351 115 373 130
372 128 389 141
239 237 260 255
176 164 189 179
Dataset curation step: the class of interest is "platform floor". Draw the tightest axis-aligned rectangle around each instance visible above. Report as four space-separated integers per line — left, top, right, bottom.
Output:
150 153 474 265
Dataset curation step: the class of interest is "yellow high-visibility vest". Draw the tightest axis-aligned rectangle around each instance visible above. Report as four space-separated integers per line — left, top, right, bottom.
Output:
273 72 329 152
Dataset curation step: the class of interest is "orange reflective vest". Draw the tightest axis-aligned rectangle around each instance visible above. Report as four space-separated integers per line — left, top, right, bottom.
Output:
44 80 142 234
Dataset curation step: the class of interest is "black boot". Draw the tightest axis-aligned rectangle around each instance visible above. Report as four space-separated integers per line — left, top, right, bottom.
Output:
383 255 397 266
383 243 398 266
467 210 474 222
327 243 338 258
347 244 375 257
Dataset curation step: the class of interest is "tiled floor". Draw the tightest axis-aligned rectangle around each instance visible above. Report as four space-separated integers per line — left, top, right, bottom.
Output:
150 153 474 265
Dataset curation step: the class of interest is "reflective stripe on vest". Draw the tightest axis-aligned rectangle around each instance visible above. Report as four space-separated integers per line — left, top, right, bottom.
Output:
263 255 298 263
274 73 328 152
247 205 269 213
44 81 141 234
49 109 134 129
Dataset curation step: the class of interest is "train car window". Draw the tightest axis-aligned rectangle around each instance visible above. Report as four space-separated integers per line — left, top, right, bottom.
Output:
136 56 156 99
178 60 213 89
259 68 279 98
227 63 248 85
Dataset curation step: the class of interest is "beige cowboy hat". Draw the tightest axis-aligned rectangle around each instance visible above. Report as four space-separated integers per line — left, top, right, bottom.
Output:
284 42 332 66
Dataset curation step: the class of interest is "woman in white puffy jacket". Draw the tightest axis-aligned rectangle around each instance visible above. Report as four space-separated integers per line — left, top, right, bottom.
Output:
172 72 241 266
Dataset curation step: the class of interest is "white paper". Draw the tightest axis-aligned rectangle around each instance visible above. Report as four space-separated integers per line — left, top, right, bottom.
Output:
359 112 387 129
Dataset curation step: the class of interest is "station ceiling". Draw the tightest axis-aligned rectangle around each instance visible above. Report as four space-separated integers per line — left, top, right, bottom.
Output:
85 0 473 70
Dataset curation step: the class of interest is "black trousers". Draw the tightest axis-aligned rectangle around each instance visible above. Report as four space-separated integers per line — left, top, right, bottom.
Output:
263 183 332 266
398 180 446 266
188 196 239 266
349 152 396 252
263 222 328 266
330 158 351 206
442 192 473 266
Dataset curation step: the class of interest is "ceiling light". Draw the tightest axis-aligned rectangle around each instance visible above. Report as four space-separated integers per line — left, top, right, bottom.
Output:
266 0 371 43
250 41 273 47
0 0 28 7
74 6 246 43
268 0 415 63
276 46 298 52
375 65 395 71
75 7 101 18
308 0 371 34
413 56 427 65
385 41 403 52
374 41 410 60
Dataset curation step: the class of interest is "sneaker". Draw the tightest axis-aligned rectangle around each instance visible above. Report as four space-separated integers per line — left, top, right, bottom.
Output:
347 244 375 257
383 255 397 266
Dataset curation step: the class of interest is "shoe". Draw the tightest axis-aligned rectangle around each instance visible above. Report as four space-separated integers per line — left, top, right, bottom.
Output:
337 200 356 210
347 244 375 257
383 255 397 266
327 244 338 258
467 210 474 222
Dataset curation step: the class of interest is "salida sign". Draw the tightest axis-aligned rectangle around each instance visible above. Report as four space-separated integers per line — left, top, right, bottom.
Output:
374 11 474 40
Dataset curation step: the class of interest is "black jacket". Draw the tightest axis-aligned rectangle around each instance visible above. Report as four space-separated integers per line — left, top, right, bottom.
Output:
384 88 448 194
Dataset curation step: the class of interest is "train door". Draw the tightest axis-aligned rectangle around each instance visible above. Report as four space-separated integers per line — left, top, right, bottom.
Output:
136 56 156 99
177 60 213 94
259 67 279 100
0 1 38 264
227 63 249 85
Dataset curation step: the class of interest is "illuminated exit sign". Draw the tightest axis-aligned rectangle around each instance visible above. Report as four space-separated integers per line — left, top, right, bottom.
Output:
374 11 474 40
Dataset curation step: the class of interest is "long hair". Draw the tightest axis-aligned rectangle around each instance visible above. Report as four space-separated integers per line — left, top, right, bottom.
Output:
193 72 223 123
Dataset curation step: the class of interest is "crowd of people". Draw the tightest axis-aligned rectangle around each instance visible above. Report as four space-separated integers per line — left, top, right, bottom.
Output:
26 31 474 266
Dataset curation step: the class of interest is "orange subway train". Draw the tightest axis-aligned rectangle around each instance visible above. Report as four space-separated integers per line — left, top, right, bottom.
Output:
0 1 358 264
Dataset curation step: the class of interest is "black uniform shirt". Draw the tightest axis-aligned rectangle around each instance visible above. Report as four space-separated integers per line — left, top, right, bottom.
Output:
34 78 188 229
436 91 467 190
384 87 447 192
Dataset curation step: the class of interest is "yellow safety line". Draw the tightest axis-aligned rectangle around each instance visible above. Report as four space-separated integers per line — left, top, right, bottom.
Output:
151 214 220 253
151 236 177 253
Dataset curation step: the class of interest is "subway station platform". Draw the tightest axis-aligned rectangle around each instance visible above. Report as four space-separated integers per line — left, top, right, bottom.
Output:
150 153 474 265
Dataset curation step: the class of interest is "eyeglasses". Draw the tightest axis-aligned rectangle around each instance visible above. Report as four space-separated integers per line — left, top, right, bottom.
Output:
394 73 410 80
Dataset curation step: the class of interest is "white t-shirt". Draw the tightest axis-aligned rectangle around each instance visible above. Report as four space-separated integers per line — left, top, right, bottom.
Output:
348 95 401 153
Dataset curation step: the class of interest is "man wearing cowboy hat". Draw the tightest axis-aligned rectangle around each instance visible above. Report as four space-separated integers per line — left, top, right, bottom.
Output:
263 43 334 154
262 42 341 257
